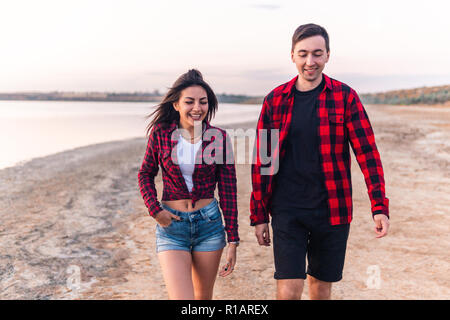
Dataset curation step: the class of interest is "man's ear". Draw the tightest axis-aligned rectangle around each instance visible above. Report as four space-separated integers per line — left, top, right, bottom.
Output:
291 51 295 62
326 50 330 62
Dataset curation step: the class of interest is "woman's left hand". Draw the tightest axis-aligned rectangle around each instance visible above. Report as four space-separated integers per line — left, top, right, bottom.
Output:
219 243 237 277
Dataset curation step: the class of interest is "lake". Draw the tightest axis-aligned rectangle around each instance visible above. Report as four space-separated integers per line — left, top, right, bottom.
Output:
0 100 261 169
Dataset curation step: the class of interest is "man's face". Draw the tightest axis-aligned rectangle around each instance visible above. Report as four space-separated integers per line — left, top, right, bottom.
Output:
291 35 330 82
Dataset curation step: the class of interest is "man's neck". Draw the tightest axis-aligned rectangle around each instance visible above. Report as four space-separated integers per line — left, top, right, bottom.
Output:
295 73 323 92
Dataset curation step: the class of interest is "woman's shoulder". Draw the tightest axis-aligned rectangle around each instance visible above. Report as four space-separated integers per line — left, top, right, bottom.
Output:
149 121 177 136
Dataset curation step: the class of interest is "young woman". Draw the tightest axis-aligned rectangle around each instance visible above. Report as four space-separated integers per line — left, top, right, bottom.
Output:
138 69 239 299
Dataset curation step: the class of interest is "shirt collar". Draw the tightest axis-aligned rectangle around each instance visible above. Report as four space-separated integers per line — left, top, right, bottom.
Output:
165 120 212 149
282 73 333 95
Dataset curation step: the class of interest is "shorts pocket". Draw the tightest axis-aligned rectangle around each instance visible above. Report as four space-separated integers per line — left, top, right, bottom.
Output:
158 219 184 236
204 205 222 222
157 220 175 230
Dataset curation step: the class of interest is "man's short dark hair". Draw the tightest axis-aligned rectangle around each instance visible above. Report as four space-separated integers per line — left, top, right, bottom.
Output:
291 23 330 52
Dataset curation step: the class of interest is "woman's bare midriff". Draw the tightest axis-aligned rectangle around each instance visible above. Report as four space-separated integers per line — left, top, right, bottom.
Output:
162 198 214 212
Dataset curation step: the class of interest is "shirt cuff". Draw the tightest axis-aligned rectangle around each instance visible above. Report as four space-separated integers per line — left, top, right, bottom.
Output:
372 198 389 218
148 203 163 218
226 233 240 243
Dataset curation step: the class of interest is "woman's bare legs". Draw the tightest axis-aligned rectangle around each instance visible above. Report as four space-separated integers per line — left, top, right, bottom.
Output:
158 250 194 299
191 249 223 300
158 249 223 300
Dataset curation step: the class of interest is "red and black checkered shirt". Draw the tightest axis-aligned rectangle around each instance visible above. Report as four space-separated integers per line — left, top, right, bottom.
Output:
138 121 239 242
250 73 389 226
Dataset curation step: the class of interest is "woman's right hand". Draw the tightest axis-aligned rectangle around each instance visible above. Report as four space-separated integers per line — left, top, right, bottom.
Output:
155 209 181 227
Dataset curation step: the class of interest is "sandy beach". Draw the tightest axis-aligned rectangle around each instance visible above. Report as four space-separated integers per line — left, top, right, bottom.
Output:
0 104 449 300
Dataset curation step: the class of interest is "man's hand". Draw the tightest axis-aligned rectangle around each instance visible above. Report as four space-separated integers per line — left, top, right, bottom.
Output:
255 223 271 246
373 214 389 238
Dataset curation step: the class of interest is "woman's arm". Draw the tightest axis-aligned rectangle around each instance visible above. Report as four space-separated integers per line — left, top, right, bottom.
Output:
216 130 239 243
138 129 163 217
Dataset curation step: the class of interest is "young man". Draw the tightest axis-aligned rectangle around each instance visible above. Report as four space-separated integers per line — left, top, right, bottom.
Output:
250 23 390 300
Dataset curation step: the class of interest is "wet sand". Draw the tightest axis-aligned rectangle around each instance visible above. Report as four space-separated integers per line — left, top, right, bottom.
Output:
0 105 449 299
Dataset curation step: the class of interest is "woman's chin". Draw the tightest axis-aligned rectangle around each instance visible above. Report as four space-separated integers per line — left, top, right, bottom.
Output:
180 116 205 128
193 116 207 124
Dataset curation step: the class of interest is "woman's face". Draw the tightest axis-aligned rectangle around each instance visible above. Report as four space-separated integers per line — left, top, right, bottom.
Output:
173 85 209 130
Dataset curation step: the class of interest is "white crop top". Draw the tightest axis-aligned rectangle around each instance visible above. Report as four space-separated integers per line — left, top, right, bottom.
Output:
177 135 202 192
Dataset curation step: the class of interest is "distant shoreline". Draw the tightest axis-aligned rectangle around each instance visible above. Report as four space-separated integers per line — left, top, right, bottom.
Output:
0 83 448 105
0 119 258 172
0 92 264 105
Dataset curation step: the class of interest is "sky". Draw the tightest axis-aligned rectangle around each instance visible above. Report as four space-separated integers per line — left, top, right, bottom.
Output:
0 0 449 95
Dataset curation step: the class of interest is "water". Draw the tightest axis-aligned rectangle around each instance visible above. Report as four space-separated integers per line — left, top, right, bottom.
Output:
0 100 261 169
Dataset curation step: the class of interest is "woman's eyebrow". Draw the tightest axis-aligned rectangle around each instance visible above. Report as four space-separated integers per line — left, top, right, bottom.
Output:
184 96 208 100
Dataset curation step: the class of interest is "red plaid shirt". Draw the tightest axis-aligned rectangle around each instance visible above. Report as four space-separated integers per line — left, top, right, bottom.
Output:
138 121 239 242
250 73 389 226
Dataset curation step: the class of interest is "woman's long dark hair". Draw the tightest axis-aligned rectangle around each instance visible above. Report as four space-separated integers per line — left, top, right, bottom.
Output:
146 69 218 135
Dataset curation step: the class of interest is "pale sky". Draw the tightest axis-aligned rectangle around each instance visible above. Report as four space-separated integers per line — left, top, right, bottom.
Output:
0 0 449 94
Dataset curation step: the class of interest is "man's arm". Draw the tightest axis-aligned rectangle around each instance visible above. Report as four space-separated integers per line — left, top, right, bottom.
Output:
250 96 273 245
250 95 272 225
345 89 390 236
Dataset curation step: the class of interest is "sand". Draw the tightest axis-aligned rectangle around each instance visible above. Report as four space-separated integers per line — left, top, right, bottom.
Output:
0 105 449 299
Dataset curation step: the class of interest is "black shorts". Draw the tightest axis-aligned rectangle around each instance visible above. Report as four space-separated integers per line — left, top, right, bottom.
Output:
271 206 350 282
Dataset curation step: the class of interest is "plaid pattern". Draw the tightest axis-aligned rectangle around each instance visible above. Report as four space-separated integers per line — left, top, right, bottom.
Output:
250 73 389 226
138 121 239 242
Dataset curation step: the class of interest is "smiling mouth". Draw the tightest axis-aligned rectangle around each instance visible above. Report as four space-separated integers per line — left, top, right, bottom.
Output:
189 113 202 120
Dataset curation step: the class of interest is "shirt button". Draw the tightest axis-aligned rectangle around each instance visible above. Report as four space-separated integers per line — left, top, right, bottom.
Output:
191 214 195 218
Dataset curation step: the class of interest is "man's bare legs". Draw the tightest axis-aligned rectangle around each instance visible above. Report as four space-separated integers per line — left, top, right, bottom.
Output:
277 279 304 299
307 275 332 300
276 275 332 300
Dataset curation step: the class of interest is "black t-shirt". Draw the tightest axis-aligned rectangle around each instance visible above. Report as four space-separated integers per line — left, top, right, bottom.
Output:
271 76 328 210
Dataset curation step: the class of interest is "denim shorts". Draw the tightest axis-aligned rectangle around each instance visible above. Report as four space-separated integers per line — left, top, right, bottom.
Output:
156 199 227 253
